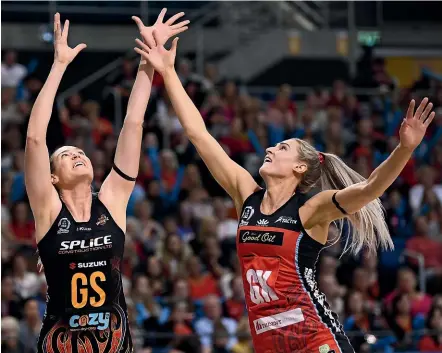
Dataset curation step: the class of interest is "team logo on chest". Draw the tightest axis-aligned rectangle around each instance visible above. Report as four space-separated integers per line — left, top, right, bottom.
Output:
257 219 269 226
96 214 109 226
239 206 254 226
57 218 71 234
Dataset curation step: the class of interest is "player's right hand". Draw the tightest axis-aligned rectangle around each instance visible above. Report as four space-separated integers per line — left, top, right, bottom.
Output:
53 13 87 66
134 30 178 76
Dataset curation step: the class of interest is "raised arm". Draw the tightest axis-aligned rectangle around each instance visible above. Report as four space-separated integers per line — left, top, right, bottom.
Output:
100 9 190 217
304 98 435 228
25 13 86 236
135 31 258 212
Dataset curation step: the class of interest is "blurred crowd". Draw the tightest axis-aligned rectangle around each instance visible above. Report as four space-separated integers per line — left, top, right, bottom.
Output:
1 49 442 353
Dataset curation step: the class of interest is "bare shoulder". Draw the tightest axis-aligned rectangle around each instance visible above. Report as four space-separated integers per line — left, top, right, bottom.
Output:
233 181 261 217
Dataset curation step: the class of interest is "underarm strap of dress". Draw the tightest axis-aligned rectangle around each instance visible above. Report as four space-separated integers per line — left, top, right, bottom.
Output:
112 163 137 182
332 192 348 215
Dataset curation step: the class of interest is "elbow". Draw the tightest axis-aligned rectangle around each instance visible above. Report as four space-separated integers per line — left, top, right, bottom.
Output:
187 126 208 142
122 120 144 131
363 181 384 201
26 135 44 146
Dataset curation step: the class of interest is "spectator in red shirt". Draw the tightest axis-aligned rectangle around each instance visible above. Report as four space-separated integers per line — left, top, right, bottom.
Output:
9 202 35 248
219 118 252 158
418 305 442 352
187 255 220 301
269 84 297 121
225 276 245 321
385 268 433 317
221 80 239 122
406 216 442 269
82 100 113 146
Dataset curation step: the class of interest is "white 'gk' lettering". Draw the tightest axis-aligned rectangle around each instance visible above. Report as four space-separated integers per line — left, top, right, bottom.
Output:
246 269 279 304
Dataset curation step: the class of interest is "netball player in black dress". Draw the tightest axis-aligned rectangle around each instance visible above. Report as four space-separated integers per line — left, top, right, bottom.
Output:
134 34 436 353
25 11 189 353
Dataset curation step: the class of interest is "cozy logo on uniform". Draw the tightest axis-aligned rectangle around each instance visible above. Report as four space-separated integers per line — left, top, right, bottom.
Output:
69 312 110 331
239 230 284 246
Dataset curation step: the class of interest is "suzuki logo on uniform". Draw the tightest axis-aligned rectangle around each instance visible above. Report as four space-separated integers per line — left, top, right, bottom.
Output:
59 235 112 254
69 312 110 331
239 206 254 226
57 218 71 234
275 216 297 224
239 230 284 246
257 219 269 226
70 261 106 269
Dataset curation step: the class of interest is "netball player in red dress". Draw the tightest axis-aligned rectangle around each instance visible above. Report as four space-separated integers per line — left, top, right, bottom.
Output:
134 34 435 353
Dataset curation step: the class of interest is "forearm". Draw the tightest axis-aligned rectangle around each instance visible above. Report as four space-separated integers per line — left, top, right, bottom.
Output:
113 61 154 175
124 60 154 123
27 62 66 139
162 68 207 140
365 143 413 197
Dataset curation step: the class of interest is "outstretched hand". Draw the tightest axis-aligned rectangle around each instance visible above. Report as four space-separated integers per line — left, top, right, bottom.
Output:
132 8 189 48
399 97 435 150
134 30 178 75
53 13 86 66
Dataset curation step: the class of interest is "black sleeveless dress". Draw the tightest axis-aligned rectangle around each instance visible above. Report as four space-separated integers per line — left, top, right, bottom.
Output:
37 193 133 353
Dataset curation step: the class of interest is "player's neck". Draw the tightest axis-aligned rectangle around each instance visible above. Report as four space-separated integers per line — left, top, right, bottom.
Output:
60 183 93 222
262 178 298 214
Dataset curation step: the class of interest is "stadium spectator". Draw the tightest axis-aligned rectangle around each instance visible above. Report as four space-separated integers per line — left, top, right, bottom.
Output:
418 304 442 352
1 316 24 353
11 254 39 301
1 50 27 88
195 295 237 353
18 299 41 353
385 268 433 317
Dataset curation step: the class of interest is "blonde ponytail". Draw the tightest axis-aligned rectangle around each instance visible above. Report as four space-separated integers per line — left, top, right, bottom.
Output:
295 139 393 255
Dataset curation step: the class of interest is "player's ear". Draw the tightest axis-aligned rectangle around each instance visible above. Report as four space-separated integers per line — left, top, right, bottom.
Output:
51 174 59 186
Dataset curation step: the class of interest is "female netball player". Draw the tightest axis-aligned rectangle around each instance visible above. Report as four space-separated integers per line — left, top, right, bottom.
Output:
25 11 189 353
135 33 435 353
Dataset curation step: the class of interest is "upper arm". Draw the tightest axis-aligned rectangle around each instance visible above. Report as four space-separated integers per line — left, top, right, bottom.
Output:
191 131 259 211
24 136 59 219
301 182 371 229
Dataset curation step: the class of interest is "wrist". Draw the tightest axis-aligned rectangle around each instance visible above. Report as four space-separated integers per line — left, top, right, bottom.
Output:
397 142 415 154
52 61 68 72
161 66 177 80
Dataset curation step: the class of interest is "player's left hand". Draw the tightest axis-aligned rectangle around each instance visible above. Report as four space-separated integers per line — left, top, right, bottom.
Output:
399 97 435 150
132 8 189 48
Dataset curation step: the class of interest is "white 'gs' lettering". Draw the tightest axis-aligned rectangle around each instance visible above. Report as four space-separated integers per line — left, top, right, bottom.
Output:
246 269 279 304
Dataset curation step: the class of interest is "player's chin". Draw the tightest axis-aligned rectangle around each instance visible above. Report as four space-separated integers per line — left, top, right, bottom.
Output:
259 162 272 175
